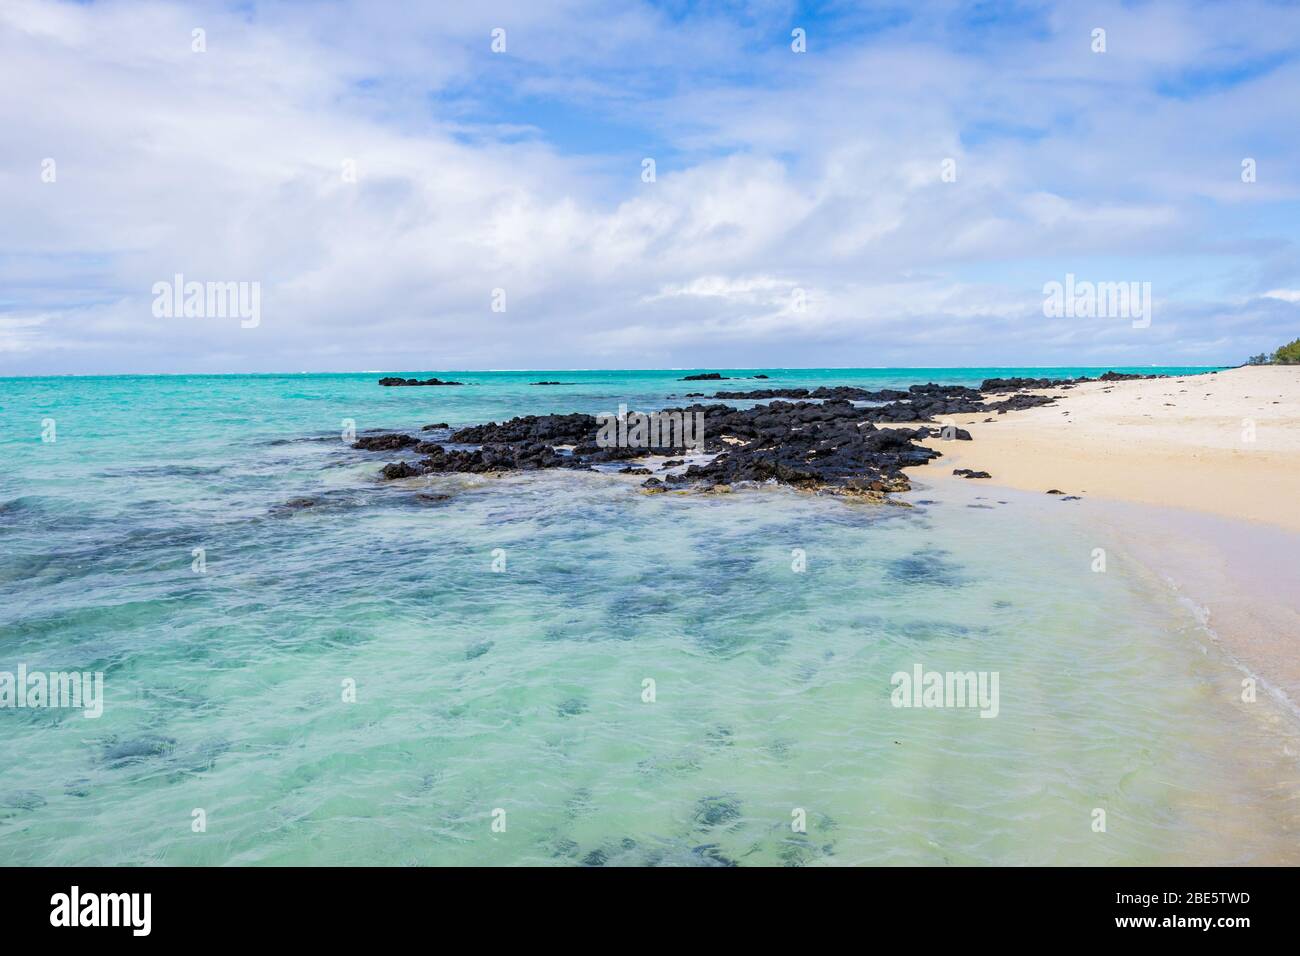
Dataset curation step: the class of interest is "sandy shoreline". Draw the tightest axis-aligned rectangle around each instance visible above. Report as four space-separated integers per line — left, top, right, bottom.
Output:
905 365 1300 705
904 364 1300 530
906 365 1300 532
1091 499 1300 715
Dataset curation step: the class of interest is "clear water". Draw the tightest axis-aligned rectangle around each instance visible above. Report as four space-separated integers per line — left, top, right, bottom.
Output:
3 367 1298 866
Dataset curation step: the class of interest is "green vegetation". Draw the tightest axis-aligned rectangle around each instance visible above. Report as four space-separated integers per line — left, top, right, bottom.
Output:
1276 338 1300 364
1246 338 1300 365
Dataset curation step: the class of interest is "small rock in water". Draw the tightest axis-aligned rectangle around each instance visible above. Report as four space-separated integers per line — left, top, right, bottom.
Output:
378 377 463 386
381 462 422 480
953 469 991 479
353 433 419 451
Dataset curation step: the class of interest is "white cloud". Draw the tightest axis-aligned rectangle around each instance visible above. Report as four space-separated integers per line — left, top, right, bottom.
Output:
2 0 1299 373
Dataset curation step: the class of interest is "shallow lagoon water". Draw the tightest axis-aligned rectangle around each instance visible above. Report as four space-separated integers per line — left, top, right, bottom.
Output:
2 368 1297 865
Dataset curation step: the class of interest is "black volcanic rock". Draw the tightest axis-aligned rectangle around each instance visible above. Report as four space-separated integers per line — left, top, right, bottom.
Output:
379 377 464 386
381 462 423 480
452 413 598 446
353 433 420 451
681 373 728 381
349 373 1174 498
980 370 1157 392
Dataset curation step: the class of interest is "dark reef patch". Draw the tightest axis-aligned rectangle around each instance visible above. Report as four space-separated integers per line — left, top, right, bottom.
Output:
692 794 743 829
884 548 969 588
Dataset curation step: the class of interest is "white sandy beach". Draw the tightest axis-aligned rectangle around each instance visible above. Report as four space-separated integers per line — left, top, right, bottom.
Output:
909 365 1300 531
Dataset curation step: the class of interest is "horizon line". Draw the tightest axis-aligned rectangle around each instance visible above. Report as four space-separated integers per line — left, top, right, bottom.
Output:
0 363 1235 380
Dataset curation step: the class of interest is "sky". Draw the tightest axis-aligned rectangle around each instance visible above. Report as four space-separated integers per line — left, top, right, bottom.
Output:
2 0 1299 374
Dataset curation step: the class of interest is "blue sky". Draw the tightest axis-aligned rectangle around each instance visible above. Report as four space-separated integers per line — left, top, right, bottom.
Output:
2 0 1299 373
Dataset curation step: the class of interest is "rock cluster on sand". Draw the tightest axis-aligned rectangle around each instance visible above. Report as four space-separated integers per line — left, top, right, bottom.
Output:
378 377 464 386
346 377 1124 498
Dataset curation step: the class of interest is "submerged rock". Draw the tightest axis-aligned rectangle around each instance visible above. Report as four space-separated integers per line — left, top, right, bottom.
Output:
2 790 46 811
691 844 739 867
693 794 743 828
102 735 177 766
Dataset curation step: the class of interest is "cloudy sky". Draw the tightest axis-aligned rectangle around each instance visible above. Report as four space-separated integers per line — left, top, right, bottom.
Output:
2 0 1299 374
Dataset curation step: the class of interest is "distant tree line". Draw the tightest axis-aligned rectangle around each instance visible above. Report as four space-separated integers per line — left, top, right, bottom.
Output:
1247 338 1300 365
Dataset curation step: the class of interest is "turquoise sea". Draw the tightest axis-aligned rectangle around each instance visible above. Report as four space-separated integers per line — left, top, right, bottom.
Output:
3 367 1299 865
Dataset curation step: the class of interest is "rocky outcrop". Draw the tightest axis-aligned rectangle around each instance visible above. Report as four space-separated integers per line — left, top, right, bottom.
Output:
979 370 1155 392
353 433 420 451
378 377 464 386
347 375 1132 498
